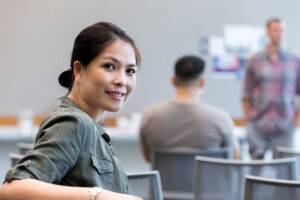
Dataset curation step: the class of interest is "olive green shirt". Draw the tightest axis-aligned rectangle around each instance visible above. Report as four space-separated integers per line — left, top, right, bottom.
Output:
5 97 129 193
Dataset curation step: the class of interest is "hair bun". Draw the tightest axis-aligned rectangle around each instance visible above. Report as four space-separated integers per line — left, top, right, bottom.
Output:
58 69 73 88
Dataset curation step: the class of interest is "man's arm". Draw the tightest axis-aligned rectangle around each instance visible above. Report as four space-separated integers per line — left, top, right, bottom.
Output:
139 111 153 162
219 112 241 159
295 57 300 127
140 140 151 162
242 98 252 123
295 96 300 127
242 56 256 124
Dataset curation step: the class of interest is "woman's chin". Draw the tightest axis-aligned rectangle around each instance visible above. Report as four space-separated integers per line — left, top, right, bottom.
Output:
105 105 123 112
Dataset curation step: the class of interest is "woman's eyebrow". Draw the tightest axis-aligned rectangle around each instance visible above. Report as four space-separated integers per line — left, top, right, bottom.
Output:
103 56 120 64
127 63 137 68
103 56 137 67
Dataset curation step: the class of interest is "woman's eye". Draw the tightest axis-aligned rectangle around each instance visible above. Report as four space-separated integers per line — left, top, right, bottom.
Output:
127 68 136 76
103 63 115 71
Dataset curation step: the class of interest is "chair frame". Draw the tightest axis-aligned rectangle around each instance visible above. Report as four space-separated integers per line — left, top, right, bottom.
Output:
127 170 163 200
244 175 300 200
151 147 231 162
275 146 300 179
151 147 231 200
276 146 300 156
194 156 297 200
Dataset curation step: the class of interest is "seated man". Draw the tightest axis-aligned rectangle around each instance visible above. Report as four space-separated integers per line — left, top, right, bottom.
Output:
140 55 239 161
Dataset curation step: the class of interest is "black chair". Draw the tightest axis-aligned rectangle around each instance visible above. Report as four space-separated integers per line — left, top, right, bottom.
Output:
245 175 300 200
151 147 231 200
127 170 163 200
194 156 297 200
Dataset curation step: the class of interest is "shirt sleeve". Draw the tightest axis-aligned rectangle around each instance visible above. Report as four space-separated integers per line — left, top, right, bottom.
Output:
295 56 300 95
242 57 256 100
5 115 84 183
219 112 239 148
139 111 151 150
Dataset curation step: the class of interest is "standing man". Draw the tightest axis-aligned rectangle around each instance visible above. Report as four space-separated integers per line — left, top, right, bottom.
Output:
243 18 300 159
140 55 239 162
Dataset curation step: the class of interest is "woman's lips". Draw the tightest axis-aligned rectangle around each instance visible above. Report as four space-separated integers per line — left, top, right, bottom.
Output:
106 91 125 101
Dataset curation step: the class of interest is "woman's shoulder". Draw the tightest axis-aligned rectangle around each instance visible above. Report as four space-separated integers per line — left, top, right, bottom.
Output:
37 107 96 139
48 106 94 126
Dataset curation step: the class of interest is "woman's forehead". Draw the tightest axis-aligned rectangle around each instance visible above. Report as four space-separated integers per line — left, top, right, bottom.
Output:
97 40 137 65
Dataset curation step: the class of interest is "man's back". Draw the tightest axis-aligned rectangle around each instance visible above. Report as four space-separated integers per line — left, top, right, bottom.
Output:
140 100 235 150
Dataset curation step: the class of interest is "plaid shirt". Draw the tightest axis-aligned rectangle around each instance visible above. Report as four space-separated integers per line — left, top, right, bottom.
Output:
243 49 300 134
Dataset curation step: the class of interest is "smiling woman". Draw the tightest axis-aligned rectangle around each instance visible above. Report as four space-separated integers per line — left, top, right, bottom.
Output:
70 39 138 117
0 22 142 200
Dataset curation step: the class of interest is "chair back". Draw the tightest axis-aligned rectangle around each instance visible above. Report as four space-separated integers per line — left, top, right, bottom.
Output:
194 156 296 200
275 146 300 179
127 170 163 200
275 146 300 158
151 147 231 199
17 142 34 155
245 175 300 200
9 153 24 166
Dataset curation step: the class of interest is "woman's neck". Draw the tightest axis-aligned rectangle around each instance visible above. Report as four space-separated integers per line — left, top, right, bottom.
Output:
68 90 103 120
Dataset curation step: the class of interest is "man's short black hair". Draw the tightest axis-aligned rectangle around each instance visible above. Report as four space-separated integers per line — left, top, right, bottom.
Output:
174 55 205 81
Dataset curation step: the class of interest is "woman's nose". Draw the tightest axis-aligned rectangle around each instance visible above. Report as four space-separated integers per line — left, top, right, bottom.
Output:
113 71 127 86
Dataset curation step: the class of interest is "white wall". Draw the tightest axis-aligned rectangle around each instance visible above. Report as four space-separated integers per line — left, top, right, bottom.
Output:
1 0 300 117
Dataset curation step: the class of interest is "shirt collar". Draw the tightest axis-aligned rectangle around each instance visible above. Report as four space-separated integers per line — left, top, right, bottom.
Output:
263 48 288 62
59 96 81 110
58 96 109 141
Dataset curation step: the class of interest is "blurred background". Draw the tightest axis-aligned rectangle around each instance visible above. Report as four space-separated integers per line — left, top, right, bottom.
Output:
1 0 300 117
1 0 300 181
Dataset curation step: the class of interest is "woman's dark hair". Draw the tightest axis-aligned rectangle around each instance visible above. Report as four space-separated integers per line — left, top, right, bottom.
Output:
58 21 141 90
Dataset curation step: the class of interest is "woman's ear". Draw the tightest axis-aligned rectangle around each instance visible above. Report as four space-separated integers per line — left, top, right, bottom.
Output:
73 61 84 83
171 76 177 86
